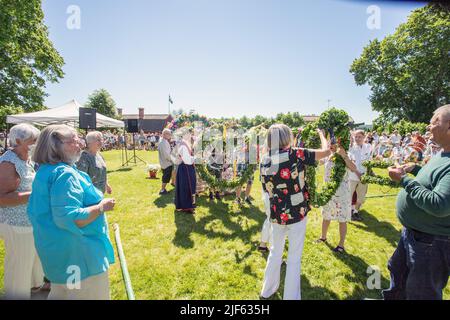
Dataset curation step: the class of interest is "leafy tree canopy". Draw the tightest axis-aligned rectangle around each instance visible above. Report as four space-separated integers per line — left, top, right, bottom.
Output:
350 4 450 123
86 89 117 118
0 0 64 112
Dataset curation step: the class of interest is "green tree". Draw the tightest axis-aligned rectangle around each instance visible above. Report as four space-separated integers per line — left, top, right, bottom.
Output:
86 89 117 118
350 4 450 123
0 105 23 131
0 0 64 112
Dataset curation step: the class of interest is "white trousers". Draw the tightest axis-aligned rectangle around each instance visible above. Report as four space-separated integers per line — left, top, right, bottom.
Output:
0 223 44 299
260 192 273 244
261 217 307 300
47 271 110 300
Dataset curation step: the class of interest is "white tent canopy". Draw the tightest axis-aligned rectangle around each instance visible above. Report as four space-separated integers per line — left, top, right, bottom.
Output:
6 99 124 128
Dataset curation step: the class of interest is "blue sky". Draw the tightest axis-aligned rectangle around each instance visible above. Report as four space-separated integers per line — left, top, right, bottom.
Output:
41 0 425 124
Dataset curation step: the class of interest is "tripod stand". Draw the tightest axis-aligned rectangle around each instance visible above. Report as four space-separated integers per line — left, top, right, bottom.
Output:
121 133 146 166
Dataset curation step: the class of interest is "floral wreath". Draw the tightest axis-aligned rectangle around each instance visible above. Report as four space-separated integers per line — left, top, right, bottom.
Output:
301 108 351 207
360 160 400 187
195 124 260 190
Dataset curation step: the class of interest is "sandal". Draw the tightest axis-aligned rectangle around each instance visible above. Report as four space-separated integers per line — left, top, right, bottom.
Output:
314 238 327 244
332 245 346 253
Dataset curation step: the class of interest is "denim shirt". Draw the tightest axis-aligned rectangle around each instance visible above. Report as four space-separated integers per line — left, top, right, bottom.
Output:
27 163 115 284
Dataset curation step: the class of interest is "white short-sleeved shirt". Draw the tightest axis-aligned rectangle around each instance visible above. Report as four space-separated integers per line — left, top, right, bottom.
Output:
348 143 372 182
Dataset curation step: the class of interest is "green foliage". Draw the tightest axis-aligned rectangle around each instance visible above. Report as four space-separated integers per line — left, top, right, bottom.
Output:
208 112 306 129
372 117 428 135
0 0 64 111
0 105 22 131
86 89 117 118
350 4 450 123
361 160 400 187
301 108 351 207
197 164 257 190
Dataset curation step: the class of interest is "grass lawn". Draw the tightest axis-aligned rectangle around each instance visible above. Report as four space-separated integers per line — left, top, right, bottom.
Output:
1 149 449 300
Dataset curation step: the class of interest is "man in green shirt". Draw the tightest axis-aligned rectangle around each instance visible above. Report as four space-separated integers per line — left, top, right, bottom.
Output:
383 104 450 300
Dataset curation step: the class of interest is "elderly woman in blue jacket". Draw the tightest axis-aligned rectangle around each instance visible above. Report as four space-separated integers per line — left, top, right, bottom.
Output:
28 124 116 300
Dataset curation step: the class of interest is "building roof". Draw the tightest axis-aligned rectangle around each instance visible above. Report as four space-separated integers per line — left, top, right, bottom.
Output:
122 114 170 120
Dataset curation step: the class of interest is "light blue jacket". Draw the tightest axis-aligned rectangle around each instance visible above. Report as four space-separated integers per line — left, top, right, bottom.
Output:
28 163 115 284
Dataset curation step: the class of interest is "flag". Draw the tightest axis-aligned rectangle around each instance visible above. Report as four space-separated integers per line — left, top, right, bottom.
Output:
169 95 173 104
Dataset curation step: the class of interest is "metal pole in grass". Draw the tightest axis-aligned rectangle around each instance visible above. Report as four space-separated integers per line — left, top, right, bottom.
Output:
113 223 135 300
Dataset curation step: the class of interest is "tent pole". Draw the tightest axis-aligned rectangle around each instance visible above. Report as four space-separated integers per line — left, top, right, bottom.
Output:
5 122 10 150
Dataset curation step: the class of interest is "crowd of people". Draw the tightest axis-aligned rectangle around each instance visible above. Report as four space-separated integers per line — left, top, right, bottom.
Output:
0 104 449 300
0 124 115 299
156 105 449 301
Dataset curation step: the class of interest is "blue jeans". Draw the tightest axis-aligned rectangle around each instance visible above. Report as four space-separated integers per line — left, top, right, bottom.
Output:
382 228 450 300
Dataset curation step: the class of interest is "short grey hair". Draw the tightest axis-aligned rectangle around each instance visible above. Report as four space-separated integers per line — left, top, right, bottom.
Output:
85 131 103 146
434 104 450 122
9 123 40 147
162 128 172 136
267 124 293 150
32 124 78 164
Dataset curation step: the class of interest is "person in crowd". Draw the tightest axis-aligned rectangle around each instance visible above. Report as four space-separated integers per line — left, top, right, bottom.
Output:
207 147 223 200
235 141 255 205
316 143 358 253
0 132 7 155
259 186 272 253
390 130 402 147
402 133 412 146
372 131 380 146
174 128 196 213
410 131 427 161
366 131 374 144
150 133 157 151
260 124 332 300
157 129 174 195
76 131 112 194
348 130 372 221
28 124 116 300
294 127 305 148
0 124 44 299
379 132 389 144
383 104 450 300
138 130 146 150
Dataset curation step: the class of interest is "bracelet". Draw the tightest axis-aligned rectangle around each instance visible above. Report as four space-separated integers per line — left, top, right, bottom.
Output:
98 203 104 213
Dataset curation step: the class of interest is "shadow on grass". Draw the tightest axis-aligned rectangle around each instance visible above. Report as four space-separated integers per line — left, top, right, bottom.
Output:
323 241 389 300
352 209 400 247
173 210 196 249
191 196 266 245
258 258 341 300
154 192 175 208
107 167 133 174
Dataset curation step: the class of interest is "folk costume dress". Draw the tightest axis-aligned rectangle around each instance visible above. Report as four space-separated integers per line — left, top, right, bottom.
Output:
321 156 352 223
174 140 197 211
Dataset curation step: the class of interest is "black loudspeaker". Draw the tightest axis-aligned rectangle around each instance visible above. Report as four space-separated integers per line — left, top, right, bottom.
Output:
125 119 139 133
79 108 97 129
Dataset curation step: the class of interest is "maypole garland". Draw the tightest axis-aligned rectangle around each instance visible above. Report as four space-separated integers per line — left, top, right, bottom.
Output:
195 121 261 191
361 160 400 187
196 163 257 190
301 108 351 207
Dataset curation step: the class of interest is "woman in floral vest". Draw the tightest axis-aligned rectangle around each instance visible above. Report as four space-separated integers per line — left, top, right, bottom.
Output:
260 124 332 300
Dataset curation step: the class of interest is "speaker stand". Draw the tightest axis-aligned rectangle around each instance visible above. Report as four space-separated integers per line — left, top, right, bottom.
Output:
121 134 146 166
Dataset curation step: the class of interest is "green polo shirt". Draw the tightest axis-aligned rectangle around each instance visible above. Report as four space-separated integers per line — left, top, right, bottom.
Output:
396 152 450 236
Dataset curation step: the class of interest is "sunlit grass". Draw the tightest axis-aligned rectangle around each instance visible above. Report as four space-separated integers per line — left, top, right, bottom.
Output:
0 150 448 299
